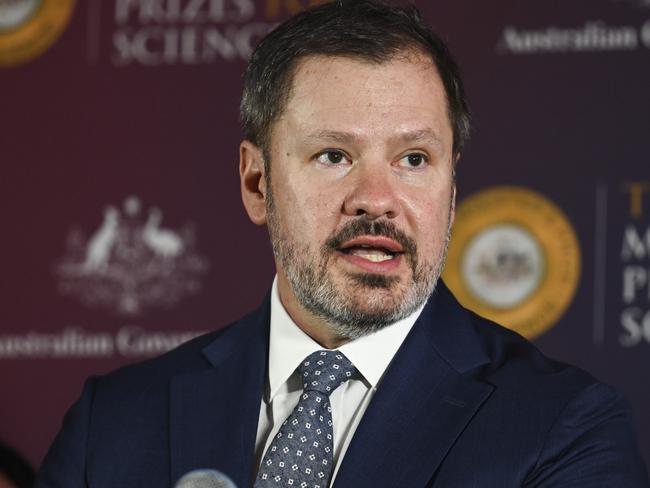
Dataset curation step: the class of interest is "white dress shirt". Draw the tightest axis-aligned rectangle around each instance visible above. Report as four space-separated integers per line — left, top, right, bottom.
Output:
254 277 424 484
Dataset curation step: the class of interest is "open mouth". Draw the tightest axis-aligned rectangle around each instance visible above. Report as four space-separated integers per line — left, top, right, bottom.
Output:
337 236 404 264
339 245 399 262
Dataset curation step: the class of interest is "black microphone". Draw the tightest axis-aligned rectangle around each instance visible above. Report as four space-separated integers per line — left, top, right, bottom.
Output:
174 469 238 488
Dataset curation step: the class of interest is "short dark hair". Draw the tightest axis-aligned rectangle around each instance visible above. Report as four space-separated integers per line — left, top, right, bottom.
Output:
240 0 470 159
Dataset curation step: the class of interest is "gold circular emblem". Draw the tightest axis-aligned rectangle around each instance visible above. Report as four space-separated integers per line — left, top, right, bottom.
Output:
443 186 581 339
0 0 76 67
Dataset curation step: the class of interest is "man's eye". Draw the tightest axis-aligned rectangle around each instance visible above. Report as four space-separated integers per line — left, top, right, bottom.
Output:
315 151 348 165
399 153 428 168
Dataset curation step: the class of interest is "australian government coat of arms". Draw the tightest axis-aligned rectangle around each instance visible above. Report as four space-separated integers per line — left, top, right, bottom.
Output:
56 196 209 316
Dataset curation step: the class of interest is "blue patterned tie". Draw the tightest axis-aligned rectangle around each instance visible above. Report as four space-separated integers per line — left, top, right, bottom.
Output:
254 350 357 488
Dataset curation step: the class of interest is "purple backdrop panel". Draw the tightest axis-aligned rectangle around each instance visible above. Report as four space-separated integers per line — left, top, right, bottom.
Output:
1 0 648 471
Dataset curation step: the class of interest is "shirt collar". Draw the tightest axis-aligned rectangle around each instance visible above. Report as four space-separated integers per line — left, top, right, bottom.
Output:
267 276 423 401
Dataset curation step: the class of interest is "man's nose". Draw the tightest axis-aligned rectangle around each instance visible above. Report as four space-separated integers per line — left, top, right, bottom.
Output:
342 163 401 220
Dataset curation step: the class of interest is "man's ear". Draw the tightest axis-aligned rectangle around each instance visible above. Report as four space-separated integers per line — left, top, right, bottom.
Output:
240 140 267 225
450 182 456 227
450 154 459 226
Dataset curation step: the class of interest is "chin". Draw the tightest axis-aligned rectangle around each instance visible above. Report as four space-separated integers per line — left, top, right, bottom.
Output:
347 272 401 289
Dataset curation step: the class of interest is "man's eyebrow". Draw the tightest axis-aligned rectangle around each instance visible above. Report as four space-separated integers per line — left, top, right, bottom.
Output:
303 130 360 145
303 128 443 148
395 129 444 149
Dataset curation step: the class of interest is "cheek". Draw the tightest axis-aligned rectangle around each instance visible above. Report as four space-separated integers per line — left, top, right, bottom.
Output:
409 188 453 226
302 191 341 238
409 190 454 250
274 176 340 239
304 185 340 214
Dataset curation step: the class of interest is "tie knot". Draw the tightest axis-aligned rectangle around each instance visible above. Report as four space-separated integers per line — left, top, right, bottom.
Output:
298 350 356 396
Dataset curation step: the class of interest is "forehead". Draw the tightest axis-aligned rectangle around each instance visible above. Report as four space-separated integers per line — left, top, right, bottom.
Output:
273 54 453 149
290 52 445 104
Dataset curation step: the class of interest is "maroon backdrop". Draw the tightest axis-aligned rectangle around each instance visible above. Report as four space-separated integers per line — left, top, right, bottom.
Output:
1 0 649 472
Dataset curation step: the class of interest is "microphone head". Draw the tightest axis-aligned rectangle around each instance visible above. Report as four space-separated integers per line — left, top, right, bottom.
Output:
174 469 237 488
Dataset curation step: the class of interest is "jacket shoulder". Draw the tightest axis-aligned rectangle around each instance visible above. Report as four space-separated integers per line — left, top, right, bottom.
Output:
467 308 595 391
96 300 265 394
440 308 649 486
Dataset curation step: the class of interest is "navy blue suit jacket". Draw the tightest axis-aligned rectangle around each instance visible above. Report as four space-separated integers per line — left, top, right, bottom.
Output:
37 282 649 487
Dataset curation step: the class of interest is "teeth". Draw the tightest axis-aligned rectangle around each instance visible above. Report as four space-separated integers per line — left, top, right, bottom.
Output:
349 249 394 262
364 254 393 262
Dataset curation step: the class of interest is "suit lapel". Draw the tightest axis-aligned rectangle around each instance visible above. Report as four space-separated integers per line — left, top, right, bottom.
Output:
334 282 494 487
169 298 269 488
168 282 493 487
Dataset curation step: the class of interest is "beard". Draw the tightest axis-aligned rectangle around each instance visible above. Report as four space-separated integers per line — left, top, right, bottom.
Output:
265 180 453 341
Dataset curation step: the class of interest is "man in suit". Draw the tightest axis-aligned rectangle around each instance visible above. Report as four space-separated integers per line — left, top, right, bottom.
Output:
38 1 649 487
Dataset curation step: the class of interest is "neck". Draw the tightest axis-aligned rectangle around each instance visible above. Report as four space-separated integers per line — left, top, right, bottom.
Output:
276 273 350 349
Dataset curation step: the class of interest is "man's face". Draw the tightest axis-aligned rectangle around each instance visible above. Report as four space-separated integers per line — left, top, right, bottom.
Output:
263 54 456 339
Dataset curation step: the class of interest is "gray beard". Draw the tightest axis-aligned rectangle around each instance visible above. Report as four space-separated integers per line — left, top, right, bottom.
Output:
265 180 452 341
